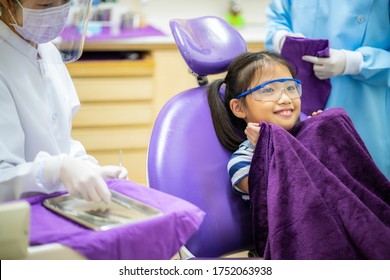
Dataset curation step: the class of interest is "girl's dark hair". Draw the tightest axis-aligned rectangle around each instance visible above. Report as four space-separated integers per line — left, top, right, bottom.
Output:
207 51 296 152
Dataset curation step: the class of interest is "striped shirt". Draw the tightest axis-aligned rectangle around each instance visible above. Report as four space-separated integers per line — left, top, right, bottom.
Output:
227 140 255 200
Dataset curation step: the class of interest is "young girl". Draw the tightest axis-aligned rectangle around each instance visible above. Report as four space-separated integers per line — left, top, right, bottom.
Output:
207 51 320 197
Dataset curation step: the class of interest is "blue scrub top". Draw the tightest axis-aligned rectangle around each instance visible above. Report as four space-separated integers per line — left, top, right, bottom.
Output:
265 0 390 179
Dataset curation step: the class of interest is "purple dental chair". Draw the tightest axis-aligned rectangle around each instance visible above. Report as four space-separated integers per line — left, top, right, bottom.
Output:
147 16 253 258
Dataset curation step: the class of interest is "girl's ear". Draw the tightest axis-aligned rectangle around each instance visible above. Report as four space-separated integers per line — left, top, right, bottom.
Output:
230 98 247 119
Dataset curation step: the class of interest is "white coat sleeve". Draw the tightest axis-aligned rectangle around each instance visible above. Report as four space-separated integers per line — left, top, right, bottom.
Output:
0 81 65 202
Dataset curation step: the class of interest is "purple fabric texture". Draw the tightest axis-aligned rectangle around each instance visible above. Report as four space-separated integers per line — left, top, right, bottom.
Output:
281 36 331 116
27 179 205 260
248 108 390 259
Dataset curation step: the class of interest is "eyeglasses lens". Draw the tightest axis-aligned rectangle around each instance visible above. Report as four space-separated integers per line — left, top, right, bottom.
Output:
253 81 302 101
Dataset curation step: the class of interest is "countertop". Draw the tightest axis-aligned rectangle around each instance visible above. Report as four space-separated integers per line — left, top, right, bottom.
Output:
81 24 266 51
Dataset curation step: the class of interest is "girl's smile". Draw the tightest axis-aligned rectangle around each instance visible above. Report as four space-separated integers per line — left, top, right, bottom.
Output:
230 64 301 131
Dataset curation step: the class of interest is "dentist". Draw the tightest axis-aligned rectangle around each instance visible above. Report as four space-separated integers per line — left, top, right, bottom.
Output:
265 0 390 180
0 0 128 203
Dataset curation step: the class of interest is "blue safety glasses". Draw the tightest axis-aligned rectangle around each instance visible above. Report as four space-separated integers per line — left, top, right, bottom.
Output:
235 78 302 102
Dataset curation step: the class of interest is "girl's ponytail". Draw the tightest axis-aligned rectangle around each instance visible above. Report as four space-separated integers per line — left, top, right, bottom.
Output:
207 79 245 152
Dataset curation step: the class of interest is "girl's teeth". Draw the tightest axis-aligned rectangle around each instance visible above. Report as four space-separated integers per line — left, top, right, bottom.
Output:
278 110 292 116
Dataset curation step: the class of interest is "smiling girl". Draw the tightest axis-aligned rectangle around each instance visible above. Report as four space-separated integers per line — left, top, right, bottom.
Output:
208 51 320 196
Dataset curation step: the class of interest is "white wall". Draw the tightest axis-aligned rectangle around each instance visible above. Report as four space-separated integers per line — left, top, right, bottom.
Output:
117 0 271 32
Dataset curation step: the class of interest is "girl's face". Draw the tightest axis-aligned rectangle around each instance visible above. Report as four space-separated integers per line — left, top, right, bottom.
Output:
230 64 301 131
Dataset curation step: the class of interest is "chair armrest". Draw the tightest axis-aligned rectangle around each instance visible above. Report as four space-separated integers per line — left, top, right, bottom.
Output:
0 201 30 259
25 243 86 260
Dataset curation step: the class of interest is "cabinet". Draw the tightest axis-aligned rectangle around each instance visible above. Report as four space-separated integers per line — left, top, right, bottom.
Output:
67 55 155 185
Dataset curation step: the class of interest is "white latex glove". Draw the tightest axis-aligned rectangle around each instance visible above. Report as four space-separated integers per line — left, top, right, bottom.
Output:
42 155 112 204
273 30 305 53
301 49 347 80
245 122 261 147
99 165 128 180
302 49 363 80
59 157 112 204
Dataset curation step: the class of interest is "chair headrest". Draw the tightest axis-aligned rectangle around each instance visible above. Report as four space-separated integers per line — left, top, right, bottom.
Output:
169 16 247 76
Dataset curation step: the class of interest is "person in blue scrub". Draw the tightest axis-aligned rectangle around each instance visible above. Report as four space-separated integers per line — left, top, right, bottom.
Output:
265 0 390 180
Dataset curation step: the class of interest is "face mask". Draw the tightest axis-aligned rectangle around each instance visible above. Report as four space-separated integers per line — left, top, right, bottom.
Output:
10 1 71 44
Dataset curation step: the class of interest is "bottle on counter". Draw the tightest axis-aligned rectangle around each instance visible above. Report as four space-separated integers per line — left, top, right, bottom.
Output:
226 0 245 28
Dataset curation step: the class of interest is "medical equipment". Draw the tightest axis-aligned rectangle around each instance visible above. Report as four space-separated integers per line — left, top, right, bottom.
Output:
9 0 71 44
43 190 162 231
119 149 123 168
147 16 254 258
0 179 204 260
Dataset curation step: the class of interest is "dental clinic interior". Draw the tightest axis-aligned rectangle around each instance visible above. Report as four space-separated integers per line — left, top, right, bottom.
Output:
2 0 389 263
0 0 269 260
71 0 266 185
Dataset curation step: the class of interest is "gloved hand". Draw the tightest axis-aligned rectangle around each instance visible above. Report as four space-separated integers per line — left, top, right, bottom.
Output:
273 30 305 53
302 49 363 80
99 165 128 180
245 122 261 147
40 155 129 203
302 49 346 80
59 156 112 204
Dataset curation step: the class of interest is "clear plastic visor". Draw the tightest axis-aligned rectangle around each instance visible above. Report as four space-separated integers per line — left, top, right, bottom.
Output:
52 0 92 63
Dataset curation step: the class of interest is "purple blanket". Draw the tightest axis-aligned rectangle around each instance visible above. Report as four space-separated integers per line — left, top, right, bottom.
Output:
281 36 331 115
27 179 205 260
248 108 390 259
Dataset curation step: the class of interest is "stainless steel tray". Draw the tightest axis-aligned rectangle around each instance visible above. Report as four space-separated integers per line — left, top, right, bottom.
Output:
43 190 162 231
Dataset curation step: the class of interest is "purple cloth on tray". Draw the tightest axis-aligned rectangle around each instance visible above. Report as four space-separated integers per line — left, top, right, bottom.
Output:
27 179 205 260
281 36 331 116
248 108 390 259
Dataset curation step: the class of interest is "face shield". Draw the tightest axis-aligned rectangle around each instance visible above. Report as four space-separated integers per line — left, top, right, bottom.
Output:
52 0 92 63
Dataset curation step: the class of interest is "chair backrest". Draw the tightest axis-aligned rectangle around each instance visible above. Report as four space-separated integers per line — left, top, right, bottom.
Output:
147 16 253 257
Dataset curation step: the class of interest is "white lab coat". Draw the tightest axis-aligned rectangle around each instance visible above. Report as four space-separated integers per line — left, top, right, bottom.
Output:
0 20 97 202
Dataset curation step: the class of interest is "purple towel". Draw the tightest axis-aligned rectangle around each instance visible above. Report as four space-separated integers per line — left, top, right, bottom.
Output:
281 36 331 116
27 179 205 260
248 108 390 259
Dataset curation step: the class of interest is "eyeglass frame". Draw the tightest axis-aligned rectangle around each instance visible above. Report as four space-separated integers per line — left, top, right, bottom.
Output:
235 78 302 101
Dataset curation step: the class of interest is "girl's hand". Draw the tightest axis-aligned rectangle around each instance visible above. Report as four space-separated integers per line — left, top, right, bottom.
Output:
245 122 261 147
308 110 323 118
